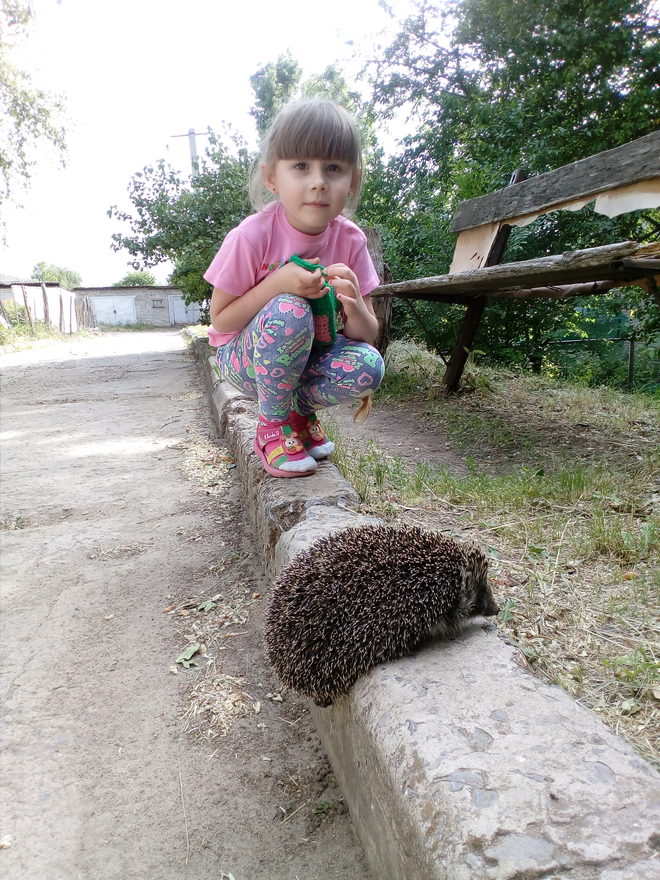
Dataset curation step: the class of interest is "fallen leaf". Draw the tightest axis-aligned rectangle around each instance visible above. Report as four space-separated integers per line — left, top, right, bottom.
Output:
621 698 641 715
175 643 201 668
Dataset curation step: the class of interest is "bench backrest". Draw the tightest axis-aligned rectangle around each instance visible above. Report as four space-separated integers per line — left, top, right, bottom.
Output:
449 131 660 273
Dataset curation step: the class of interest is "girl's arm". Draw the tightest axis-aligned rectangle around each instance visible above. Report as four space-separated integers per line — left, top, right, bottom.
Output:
210 262 327 334
325 263 379 346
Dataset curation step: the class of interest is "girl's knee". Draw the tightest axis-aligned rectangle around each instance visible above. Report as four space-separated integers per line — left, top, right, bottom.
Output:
268 294 314 327
256 295 314 351
365 345 385 389
327 342 384 396
350 343 385 390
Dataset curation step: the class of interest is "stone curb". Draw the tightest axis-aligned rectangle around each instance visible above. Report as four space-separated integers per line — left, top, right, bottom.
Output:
192 337 660 880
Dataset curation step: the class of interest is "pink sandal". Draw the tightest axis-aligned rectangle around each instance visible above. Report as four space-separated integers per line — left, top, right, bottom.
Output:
253 421 318 478
289 411 335 460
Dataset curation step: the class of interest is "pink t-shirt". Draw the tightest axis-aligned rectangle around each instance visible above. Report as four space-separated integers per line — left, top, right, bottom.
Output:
203 201 381 346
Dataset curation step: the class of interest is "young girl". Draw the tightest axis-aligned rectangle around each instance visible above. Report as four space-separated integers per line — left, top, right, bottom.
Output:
204 99 385 478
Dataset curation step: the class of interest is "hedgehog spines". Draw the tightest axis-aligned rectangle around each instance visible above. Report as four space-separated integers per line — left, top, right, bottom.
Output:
264 524 498 707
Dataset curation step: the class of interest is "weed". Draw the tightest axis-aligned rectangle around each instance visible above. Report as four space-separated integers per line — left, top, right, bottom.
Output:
313 800 339 815
585 512 658 563
499 598 517 623
602 648 659 698
328 339 659 765
1 515 30 530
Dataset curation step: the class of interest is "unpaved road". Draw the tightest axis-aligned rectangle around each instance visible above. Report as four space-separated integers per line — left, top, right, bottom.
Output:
0 330 369 880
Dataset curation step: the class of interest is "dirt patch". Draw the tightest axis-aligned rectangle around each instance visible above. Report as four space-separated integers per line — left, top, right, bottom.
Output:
325 355 659 767
0 331 368 879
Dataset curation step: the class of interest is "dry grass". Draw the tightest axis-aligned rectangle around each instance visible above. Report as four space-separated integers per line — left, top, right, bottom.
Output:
87 543 146 560
171 587 260 739
1 514 30 530
327 340 660 766
170 427 265 740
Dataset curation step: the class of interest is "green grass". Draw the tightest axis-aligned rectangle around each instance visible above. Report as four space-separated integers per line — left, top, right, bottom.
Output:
0 321 72 348
327 339 660 766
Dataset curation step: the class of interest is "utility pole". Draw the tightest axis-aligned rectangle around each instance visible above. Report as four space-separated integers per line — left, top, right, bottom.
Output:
170 128 211 176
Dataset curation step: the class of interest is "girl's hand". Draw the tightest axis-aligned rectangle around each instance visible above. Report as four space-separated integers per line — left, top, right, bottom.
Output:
277 259 328 300
324 262 359 292
330 276 369 319
326 264 367 320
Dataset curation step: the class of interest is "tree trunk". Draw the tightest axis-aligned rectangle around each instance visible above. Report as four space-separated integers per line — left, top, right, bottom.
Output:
365 227 392 355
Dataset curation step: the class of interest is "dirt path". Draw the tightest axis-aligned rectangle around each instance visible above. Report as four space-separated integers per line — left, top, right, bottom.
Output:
0 331 369 880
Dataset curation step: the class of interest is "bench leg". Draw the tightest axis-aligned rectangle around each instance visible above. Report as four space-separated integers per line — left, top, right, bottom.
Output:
443 296 487 393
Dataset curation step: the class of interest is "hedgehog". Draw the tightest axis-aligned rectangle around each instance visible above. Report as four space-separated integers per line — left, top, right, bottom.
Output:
264 524 499 707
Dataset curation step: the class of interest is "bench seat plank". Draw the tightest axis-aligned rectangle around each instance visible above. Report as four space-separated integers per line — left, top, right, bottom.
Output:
372 241 659 302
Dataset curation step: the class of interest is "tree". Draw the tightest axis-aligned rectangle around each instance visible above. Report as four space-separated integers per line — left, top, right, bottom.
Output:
370 0 658 197
362 0 659 361
250 53 302 138
249 54 364 138
32 262 81 289
301 64 362 111
0 1 66 213
113 270 157 287
108 131 250 304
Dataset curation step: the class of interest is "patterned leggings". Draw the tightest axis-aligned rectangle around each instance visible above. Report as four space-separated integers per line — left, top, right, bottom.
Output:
215 294 385 422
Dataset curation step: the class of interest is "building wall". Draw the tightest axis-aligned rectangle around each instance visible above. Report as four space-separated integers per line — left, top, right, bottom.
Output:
0 284 203 330
0 284 80 333
81 287 179 328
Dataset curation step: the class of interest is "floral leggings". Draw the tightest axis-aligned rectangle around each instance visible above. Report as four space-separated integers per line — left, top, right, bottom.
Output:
215 294 385 422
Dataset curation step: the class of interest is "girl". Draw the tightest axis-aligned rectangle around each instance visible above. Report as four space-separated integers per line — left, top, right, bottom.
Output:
204 98 385 478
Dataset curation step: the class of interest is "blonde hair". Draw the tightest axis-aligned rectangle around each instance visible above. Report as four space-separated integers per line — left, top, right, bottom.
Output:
353 392 373 424
249 99 363 213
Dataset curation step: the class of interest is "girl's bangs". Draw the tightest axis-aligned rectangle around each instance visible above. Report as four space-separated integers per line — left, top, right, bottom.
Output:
274 108 360 164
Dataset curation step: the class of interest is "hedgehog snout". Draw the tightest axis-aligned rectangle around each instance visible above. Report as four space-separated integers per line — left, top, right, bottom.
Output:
473 579 499 616
483 593 500 617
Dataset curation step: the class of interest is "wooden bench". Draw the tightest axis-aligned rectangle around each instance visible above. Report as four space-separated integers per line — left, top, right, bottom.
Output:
371 130 660 391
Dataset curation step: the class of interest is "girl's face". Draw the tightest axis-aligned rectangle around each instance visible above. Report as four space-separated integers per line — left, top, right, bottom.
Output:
264 158 359 235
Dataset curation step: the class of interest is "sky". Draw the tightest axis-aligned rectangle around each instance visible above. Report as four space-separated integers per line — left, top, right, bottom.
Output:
1 0 416 286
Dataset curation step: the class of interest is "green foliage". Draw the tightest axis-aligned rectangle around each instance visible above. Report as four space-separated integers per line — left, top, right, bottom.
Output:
112 270 157 287
361 0 659 365
0 1 66 213
0 307 65 345
31 261 81 288
250 54 363 139
370 0 658 191
108 130 251 304
301 64 362 110
250 53 302 138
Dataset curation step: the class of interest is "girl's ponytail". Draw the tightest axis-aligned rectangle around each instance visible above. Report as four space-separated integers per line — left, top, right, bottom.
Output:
353 392 373 424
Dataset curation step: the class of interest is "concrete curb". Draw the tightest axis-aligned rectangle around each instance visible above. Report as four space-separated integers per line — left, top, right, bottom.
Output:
192 337 660 880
